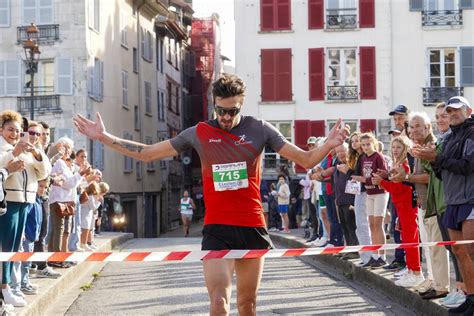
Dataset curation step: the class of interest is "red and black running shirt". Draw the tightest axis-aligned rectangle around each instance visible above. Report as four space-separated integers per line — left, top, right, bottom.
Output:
170 117 287 227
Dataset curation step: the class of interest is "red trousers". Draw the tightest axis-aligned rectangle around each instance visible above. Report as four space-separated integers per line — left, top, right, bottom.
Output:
395 201 420 272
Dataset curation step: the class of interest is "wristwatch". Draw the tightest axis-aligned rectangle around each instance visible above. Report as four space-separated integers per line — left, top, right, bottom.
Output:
404 173 410 181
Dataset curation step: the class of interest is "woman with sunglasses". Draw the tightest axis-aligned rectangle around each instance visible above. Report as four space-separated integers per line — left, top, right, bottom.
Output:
0 112 51 307
74 73 349 315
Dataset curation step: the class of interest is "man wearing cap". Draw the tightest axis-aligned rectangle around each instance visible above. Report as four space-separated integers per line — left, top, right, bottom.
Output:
389 104 410 137
413 96 474 314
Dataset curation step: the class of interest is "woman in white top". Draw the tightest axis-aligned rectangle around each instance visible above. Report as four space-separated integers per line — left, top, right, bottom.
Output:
48 137 90 254
179 190 195 237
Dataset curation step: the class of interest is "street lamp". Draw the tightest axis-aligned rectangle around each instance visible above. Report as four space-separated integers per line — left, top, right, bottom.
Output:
22 23 40 120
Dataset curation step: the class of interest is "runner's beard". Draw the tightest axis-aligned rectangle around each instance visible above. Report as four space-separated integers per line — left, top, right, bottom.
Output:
218 118 234 131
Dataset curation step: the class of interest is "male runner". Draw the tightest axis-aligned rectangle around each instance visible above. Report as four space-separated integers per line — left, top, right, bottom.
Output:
74 74 349 315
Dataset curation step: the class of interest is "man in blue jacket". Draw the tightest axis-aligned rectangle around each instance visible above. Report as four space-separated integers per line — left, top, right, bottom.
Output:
413 96 473 315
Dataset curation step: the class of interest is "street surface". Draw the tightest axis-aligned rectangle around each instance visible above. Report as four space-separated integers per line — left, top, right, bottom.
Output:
59 227 415 315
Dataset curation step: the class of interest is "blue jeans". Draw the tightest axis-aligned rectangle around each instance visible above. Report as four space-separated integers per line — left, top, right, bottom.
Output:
390 202 405 263
68 200 82 251
21 239 35 287
323 193 343 246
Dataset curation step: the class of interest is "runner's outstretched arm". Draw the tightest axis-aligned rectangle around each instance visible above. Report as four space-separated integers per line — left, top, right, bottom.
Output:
73 113 178 162
278 118 349 169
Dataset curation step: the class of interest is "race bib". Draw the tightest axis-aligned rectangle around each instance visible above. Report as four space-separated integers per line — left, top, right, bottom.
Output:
212 162 249 191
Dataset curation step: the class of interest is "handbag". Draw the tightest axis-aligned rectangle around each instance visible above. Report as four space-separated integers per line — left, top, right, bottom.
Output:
79 191 89 204
52 202 76 218
345 180 361 195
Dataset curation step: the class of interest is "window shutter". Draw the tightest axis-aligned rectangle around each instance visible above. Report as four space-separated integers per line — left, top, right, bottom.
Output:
94 0 100 31
359 0 375 28
308 0 324 29
0 0 10 26
309 48 325 100
148 31 153 61
277 49 292 101
55 57 73 95
460 47 474 86
88 56 94 97
294 120 311 173
121 11 128 46
360 119 377 133
276 0 291 30
460 0 474 8
0 62 4 96
99 60 104 99
24 0 37 24
409 0 424 11
141 27 145 58
88 0 94 28
260 0 274 31
5 60 21 96
39 0 53 24
261 49 276 101
93 140 104 171
122 70 128 106
310 120 326 137
360 46 376 99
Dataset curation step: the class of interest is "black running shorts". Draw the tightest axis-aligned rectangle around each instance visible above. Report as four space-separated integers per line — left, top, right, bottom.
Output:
201 224 274 250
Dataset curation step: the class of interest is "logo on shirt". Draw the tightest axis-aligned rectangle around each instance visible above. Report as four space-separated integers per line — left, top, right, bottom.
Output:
209 138 222 143
235 134 253 146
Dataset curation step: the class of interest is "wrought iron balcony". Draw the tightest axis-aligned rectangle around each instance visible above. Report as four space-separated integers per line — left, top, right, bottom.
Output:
422 10 462 27
326 8 357 29
327 85 359 101
422 87 464 106
17 95 62 115
17 24 60 44
263 157 293 174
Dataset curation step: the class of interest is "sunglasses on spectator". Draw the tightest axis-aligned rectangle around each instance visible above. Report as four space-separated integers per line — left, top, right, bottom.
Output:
214 106 241 117
27 131 41 137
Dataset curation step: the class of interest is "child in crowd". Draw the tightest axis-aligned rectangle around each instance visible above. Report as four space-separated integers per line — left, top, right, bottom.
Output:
352 133 389 268
372 136 424 287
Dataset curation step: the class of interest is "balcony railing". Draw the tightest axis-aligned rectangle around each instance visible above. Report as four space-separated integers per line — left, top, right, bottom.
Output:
422 10 462 27
422 87 464 106
327 85 359 101
326 8 357 29
17 24 60 44
17 95 62 115
263 157 294 174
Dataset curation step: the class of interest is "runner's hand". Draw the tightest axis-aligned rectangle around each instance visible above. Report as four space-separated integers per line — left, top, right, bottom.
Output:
73 112 106 141
325 118 350 148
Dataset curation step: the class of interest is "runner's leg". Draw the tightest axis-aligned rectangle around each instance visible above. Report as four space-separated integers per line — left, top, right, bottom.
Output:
204 259 235 316
235 258 264 316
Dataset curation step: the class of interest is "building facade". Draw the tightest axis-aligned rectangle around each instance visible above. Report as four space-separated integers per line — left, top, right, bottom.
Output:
234 0 474 176
0 0 196 236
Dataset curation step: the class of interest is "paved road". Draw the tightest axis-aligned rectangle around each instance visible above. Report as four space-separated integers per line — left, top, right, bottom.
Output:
64 235 415 315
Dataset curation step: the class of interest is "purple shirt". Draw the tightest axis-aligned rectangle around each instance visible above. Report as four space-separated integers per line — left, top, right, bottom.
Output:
360 152 387 195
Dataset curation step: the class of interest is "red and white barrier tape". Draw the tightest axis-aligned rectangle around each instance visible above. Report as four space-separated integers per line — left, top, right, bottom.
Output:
0 240 473 262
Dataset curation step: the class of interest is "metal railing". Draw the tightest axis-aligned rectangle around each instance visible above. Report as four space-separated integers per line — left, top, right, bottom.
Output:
422 87 463 106
326 8 357 29
17 95 62 115
327 85 359 101
23 85 54 95
17 24 60 44
422 10 462 26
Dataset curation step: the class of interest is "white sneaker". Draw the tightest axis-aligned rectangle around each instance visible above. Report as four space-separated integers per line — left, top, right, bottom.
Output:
395 271 425 288
75 246 85 252
2 288 26 307
10 288 25 299
393 267 408 278
37 267 61 279
1 302 15 313
441 289 466 308
81 244 93 251
413 279 433 293
312 236 328 247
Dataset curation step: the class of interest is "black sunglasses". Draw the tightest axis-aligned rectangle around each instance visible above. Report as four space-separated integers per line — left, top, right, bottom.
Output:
27 131 41 136
214 106 241 117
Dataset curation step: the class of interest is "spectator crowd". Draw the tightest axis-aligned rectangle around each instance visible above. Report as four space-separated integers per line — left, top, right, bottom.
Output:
261 96 474 315
0 109 110 312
